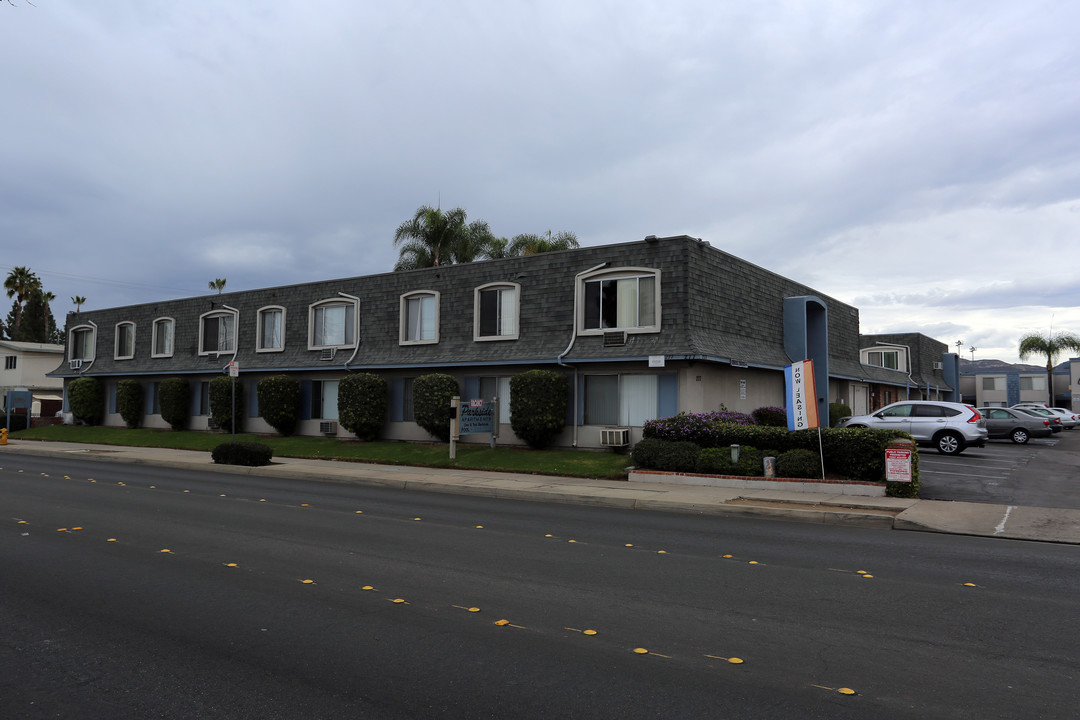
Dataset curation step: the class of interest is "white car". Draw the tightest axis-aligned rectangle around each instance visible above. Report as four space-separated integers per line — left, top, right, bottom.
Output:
837 400 988 455
1048 408 1078 429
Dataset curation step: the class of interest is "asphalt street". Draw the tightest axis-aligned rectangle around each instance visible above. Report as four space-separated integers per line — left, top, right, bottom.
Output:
3 454 1079 719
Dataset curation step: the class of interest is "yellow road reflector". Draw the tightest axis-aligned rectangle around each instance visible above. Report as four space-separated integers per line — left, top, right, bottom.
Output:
260 499 267 502
544 534 553 537
468 607 480 613
17 520 28 524
964 582 977 587
583 629 597 636
150 485 156 489
71 527 83 531
633 648 649 654
220 494 227 497
362 585 375 591
224 563 238 567
355 510 363 514
183 489 189 493
657 550 667 554
625 544 634 547
862 574 873 579
88 478 95 482
301 503 310 507
722 554 733 558
107 538 117 542
748 560 758 565
57 528 68 532
568 539 577 543
475 525 484 529
413 517 422 521
301 579 315 584
857 570 867 574
391 598 407 604
838 688 856 695
495 619 510 626
160 549 172 553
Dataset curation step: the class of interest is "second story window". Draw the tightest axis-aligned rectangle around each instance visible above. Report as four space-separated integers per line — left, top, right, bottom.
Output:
474 283 518 341
309 300 356 349
580 268 660 333
400 291 439 345
70 326 95 361
115 322 135 360
866 350 900 370
152 318 174 358
200 311 235 354
257 306 285 351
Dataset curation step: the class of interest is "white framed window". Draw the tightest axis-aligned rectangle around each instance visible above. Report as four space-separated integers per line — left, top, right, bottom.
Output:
309 299 356 349
1020 376 1046 391
865 349 901 370
584 374 659 426
477 376 512 424
474 283 519 341
400 291 439 345
114 322 135 360
70 325 96 362
151 318 174 358
310 379 340 420
579 267 660 334
257 306 285 352
982 376 1005 391
199 310 236 354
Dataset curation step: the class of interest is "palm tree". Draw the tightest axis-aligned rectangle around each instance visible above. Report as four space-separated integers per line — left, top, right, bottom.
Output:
450 220 498 264
209 278 227 294
508 230 579 256
4 266 40 340
393 205 470 270
1017 330 1080 405
71 295 87 313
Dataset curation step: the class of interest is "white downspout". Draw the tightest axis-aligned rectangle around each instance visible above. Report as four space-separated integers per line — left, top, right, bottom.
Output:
338 292 361 368
222 305 241 367
558 262 608 448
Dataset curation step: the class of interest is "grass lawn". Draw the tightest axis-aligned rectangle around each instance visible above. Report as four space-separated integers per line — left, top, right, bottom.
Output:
10 425 632 480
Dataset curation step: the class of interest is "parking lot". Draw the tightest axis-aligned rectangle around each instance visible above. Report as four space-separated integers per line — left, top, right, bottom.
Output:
918 428 1080 509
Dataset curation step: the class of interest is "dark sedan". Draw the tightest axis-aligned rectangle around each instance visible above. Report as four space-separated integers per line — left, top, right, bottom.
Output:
978 407 1054 444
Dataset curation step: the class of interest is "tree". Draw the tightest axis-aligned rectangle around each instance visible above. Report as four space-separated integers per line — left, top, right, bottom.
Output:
257 375 301 436
16 289 59 343
393 205 469 270
508 230 579 256
4 266 40 340
412 373 460 441
209 278 227 294
1018 331 1080 405
71 295 86 313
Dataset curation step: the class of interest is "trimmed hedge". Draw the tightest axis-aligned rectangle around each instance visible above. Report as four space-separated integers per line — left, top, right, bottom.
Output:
116 379 143 429
1 413 29 431
209 376 244 433
638 417 920 497
751 406 787 427
68 376 104 426
413 373 460 442
258 375 301 436
631 437 700 472
776 449 822 478
211 441 273 466
829 402 853 428
339 372 387 441
159 377 191 430
509 369 569 449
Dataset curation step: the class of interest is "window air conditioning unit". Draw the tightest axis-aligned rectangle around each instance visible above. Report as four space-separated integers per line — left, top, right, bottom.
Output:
319 421 338 435
600 427 630 447
320 348 336 360
603 331 627 347
68 359 83 370
933 361 944 370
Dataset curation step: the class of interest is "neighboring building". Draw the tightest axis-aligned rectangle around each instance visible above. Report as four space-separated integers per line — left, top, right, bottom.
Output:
851 333 958 414
1 339 65 418
959 358 1076 408
49 235 951 446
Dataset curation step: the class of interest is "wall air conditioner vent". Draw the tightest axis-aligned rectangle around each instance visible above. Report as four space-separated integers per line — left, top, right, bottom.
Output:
933 361 944 370
68 359 83 370
319 421 337 435
600 427 630 447
602 331 627 347
320 348 337 361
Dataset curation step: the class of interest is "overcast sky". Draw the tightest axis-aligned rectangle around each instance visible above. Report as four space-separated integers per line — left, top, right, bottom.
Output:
3 1 1078 364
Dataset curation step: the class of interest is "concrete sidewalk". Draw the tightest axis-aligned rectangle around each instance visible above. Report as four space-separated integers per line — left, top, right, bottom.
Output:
3 439 1079 544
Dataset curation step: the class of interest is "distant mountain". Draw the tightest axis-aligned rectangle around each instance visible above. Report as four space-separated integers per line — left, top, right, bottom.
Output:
959 358 1066 373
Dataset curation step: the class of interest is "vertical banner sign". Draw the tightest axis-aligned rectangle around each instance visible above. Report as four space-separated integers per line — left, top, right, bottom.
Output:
785 359 819 431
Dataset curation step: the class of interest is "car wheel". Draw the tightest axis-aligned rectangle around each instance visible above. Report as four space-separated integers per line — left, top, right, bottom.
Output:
936 431 963 455
1010 428 1030 444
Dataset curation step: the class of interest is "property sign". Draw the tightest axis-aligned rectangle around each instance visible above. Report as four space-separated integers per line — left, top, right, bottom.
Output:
227 361 239 377
784 359 819 431
459 400 494 434
885 447 913 482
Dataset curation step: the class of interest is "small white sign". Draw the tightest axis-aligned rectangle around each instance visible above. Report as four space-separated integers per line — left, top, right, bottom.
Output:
648 355 665 368
469 398 484 408
228 361 239 377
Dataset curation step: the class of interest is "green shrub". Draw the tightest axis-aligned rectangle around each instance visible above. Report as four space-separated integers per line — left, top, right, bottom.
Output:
631 437 666 469
696 447 737 474
116 379 144 429
257 375 301 436
776 449 822 478
751 406 788 427
509 369 569 449
209 376 244 433
211 441 273 466
1 413 29 431
158 377 191 430
68 377 104 426
829 402 853 428
339 373 387 441
413 373 460 442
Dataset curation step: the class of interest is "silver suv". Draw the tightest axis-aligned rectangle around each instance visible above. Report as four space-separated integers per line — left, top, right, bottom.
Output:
837 400 988 455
